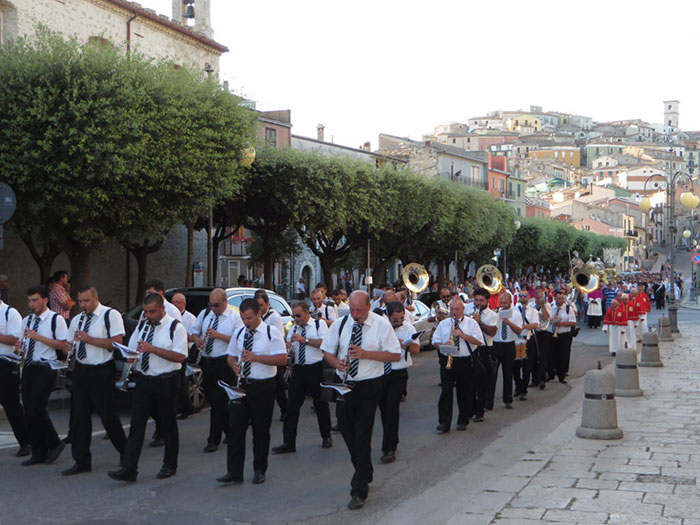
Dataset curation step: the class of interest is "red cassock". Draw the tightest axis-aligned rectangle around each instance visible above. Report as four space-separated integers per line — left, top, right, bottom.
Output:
626 302 639 321
615 307 627 326
603 307 616 326
637 292 651 314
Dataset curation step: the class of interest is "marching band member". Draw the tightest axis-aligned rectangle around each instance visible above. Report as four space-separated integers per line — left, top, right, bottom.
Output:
531 289 551 390
62 286 126 476
170 293 196 420
489 293 523 409
427 288 451 323
635 285 651 339
191 289 241 453
513 291 539 401
108 293 187 482
469 288 498 419
255 290 287 421
0 296 30 457
332 288 350 317
310 288 337 327
395 290 415 323
378 301 419 463
218 299 286 485
432 297 484 431
321 291 401 510
272 301 332 454
548 288 577 383
602 298 626 357
140 279 182 322
17 285 68 466
621 293 638 351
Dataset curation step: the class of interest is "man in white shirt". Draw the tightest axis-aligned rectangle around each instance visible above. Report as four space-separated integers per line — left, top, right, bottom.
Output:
62 286 126 476
295 277 306 300
532 290 552 390
332 288 351 317
489 292 523 409
140 279 182 322
255 289 287 421
432 297 485 432
548 288 577 384
108 293 187 482
0 297 30 457
513 291 539 401
310 288 337 327
321 291 401 510
192 289 241 453
17 285 68 466
469 288 498 420
428 288 452 323
170 292 197 420
171 293 196 333
272 301 331 454
378 301 419 464
217 299 286 485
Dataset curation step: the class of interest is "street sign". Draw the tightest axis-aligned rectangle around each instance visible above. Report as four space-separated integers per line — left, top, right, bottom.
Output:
0 183 17 225
692 253 700 264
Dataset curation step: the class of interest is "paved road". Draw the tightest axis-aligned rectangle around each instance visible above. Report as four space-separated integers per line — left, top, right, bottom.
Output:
0 325 625 525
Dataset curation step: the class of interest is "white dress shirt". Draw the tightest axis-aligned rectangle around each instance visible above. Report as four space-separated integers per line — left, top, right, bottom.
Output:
320 312 401 381
393 321 417 370
129 313 187 376
262 308 285 335
335 302 351 318
180 309 197 335
67 303 125 365
226 321 286 379
286 318 328 365
22 309 68 363
432 316 484 357
515 303 539 339
193 308 243 358
493 308 523 343
466 305 498 346
549 303 577 334
0 302 22 356
311 303 337 323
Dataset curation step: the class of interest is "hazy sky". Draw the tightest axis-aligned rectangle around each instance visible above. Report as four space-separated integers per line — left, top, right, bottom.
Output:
145 0 700 149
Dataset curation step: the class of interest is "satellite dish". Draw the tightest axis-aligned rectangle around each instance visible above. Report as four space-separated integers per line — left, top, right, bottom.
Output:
0 183 16 225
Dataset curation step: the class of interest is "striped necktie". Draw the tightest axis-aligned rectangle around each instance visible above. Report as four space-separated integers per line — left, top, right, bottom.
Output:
298 325 307 366
141 324 155 372
204 315 219 355
452 318 461 348
25 315 40 364
242 329 255 377
501 315 508 340
77 313 93 360
519 306 529 325
348 322 362 377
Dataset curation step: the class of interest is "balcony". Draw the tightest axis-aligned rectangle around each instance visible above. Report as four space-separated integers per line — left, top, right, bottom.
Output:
625 230 639 238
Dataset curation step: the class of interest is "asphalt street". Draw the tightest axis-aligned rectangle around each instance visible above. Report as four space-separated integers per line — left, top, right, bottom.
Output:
0 305 690 525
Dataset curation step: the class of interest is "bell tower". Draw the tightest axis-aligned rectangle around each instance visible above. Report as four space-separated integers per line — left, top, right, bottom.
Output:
663 100 679 129
173 0 213 38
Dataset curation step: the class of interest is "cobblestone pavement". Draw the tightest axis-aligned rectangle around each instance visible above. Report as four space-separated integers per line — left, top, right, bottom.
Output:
447 322 700 524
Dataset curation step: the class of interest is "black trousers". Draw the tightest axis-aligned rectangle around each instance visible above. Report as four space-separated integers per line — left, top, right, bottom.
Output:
226 377 275 477
21 364 60 460
274 365 288 413
472 346 491 416
337 376 382 500
438 356 474 428
71 361 126 466
513 343 531 396
283 362 331 446
201 356 236 446
0 360 29 447
379 368 408 453
489 342 515 405
550 332 573 381
530 331 549 384
123 371 180 473
176 362 194 416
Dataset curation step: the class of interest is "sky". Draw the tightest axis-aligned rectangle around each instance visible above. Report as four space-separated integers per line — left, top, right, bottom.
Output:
145 0 700 149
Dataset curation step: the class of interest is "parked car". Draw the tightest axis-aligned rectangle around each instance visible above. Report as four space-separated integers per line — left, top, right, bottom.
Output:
411 299 435 350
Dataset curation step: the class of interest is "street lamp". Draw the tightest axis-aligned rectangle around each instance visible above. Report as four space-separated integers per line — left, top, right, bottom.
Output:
641 171 697 333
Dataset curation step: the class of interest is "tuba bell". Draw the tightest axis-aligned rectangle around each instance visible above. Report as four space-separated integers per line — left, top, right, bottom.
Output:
571 263 600 294
402 263 429 294
476 264 503 295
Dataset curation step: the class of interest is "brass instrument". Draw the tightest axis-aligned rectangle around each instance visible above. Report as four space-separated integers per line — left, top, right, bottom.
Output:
402 263 429 294
430 300 449 322
17 314 33 360
571 263 600 294
535 298 551 332
446 318 460 370
476 264 503 295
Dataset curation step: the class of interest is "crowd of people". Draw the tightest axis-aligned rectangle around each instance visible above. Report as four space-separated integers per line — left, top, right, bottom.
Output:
0 267 683 511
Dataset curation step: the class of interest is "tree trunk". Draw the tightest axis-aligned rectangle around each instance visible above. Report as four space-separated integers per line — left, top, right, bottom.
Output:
320 255 334 291
263 243 274 291
134 249 148 304
457 257 465 284
185 222 194 287
16 228 62 286
372 259 389 287
436 260 445 289
66 245 92 293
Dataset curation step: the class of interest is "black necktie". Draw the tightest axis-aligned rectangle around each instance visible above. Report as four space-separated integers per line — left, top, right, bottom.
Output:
520 306 529 325
348 322 362 377
242 329 255 377
77 313 93 360
298 325 307 365
204 315 219 355
141 324 155 372
452 318 461 348
26 315 40 364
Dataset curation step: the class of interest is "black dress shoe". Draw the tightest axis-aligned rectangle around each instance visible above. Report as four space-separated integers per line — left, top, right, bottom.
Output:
504 403 513 409
108 468 137 482
149 437 164 448
61 463 92 476
176 413 189 420
529 382 537 388
348 496 365 510
21 456 45 466
15 445 31 458
45 441 65 464
321 437 333 449
380 450 395 464
203 443 218 453
222 436 229 444
216 472 243 484
252 471 265 484
539 382 546 390
279 411 287 422
436 424 449 433
156 466 177 479
519 394 527 401
62 436 71 444
472 415 484 423
559 379 568 384
456 422 468 431
271 443 296 454
331 423 340 432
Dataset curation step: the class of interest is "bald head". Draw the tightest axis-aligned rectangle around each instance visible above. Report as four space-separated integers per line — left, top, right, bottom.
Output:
209 288 228 315
349 290 371 322
449 296 464 319
171 293 186 314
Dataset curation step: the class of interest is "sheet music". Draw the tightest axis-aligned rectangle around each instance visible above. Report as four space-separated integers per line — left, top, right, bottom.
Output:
320 382 352 396
0 352 21 362
498 309 512 320
186 364 201 377
438 344 459 356
218 379 246 400
40 358 68 370
112 342 139 359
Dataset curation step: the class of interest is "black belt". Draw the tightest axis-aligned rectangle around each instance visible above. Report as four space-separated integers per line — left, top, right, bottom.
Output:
293 361 322 368
25 361 50 368
76 360 113 369
200 355 228 361
238 377 275 385
585 393 615 400
136 370 179 380
342 376 383 388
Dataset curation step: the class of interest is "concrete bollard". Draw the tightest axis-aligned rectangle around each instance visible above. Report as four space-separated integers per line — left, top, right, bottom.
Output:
639 332 663 367
658 316 673 342
576 365 623 440
615 349 643 397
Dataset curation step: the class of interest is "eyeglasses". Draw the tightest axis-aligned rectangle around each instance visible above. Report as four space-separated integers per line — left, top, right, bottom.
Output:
293 313 304 318
440 295 450 299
